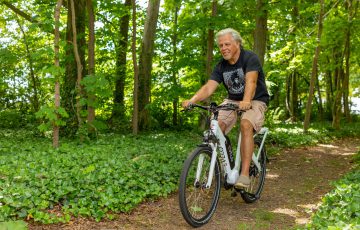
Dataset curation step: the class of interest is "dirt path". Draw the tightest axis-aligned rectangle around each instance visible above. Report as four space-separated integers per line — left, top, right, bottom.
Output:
29 137 359 230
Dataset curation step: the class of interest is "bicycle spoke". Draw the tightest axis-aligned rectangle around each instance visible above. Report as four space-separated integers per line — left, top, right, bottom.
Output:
179 146 221 227
240 140 267 203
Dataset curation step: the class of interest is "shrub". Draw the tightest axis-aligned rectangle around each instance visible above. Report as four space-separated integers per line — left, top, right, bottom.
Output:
306 151 360 229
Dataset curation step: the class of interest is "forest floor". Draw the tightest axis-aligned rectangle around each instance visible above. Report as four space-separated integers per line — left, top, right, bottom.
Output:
29 137 359 230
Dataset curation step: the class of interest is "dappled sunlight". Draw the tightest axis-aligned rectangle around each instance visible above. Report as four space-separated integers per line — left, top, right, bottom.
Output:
273 127 323 135
272 208 298 217
317 144 339 148
266 173 279 179
312 143 357 156
296 218 310 225
313 148 357 156
298 203 320 213
340 152 356 156
274 127 304 134
272 207 312 225
298 203 320 212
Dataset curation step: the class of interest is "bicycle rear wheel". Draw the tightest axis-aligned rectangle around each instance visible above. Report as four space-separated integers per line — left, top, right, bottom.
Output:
179 146 221 227
240 140 267 203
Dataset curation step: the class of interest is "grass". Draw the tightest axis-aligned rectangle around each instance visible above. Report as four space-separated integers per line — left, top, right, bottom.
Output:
253 209 275 221
237 210 275 230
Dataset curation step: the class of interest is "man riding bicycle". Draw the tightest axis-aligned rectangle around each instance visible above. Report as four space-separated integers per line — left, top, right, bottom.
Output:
182 28 269 189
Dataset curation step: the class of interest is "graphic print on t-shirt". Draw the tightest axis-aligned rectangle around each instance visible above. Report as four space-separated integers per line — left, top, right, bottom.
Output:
223 68 245 95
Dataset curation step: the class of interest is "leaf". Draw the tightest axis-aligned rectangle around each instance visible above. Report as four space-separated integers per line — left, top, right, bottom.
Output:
190 206 203 213
0 221 28 230
82 165 96 174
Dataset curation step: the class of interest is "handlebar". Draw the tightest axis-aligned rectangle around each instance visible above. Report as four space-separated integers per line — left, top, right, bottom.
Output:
184 102 244 113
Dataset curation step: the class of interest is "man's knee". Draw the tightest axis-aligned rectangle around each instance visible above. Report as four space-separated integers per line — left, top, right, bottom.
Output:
240 119 253 134
219 120 227 133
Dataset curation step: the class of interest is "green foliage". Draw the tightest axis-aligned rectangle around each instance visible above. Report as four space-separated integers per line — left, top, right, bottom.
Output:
0 129 199 223
0 220 27 230
1 0 359 134
0 120 359 224
35 105 69 132
306 151 360 229
41 65 65 82
266 121 360 149
0 110 27 129
81 74 112 103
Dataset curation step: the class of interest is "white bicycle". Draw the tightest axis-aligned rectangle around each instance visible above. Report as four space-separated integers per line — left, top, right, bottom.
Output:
178 102 269 227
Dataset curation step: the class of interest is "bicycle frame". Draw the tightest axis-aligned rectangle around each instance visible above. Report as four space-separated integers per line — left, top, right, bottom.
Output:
198 114 269 189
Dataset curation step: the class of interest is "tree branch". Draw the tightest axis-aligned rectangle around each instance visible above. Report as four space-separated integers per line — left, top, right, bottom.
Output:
1 0 54 34
1 0 38 23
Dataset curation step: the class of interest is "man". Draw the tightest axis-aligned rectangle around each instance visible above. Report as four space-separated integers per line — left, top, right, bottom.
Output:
182 28 269 189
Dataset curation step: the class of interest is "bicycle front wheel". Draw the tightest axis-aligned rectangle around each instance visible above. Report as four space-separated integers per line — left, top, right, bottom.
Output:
178 146 221 227
240 140 267 203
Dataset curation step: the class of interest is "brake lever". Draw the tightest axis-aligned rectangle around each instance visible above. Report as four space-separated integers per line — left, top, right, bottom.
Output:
181 104 195 112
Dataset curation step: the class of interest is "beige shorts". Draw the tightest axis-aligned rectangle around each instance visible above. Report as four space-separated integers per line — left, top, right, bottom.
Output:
218 99 267 134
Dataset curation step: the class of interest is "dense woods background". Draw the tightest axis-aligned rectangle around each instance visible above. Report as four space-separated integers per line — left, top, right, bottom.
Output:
0 0 359 143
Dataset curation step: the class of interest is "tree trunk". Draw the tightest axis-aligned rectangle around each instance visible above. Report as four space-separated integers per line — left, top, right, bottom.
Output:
285 74 291 119
325 57 333 118
17 20 40 113
137 0 161 130
131 0 139 135
62 0 86 137
291 72 298 122
198 0 217 130
206 0 217 78
289 3 299 122
343 34 350 122
332 0 358 128
86 0 96 135
53 0 63 148
315 71 323 121
70 0 84 141
253 0 267 66
172 5 180 126
304 0 324 132
113 0 131 121
343 0 356 122
332 67 343 129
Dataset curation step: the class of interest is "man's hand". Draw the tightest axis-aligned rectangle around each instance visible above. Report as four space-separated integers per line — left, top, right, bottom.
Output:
239 101 252 110
182 100 192 108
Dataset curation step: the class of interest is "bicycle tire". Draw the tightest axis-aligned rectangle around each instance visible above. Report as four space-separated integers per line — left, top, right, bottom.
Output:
179 146 221 227
240 140 267 203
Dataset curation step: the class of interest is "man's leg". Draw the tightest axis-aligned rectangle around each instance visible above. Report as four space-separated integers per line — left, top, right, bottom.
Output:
239 119 254 177
235 100 266 188
218 121 227 133
217 99 238 134
234 119 253 188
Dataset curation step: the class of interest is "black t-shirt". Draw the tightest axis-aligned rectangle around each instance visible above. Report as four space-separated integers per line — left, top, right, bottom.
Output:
210 48 269 104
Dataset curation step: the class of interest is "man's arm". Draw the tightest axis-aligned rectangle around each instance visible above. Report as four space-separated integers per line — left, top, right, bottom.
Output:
239 71 258 110
182 80 219 108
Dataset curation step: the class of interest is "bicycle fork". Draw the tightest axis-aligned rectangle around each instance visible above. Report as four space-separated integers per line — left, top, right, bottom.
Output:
194 143 218 189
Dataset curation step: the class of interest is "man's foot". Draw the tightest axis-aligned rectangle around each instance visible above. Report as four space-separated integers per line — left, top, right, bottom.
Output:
235 175 250 189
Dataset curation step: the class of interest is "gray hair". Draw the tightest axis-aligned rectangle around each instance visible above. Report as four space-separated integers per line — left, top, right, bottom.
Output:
216 28 243 47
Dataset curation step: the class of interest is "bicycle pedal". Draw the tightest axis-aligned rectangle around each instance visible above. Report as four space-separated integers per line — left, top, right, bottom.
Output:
234 187 245 194
231 190 237 197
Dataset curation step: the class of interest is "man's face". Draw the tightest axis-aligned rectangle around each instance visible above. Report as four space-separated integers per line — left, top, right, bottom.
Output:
217 34 240 64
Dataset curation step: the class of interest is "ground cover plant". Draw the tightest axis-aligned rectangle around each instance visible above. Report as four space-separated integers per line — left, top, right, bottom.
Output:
305 150 360 229
0 130 198 224
0 121 359 225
